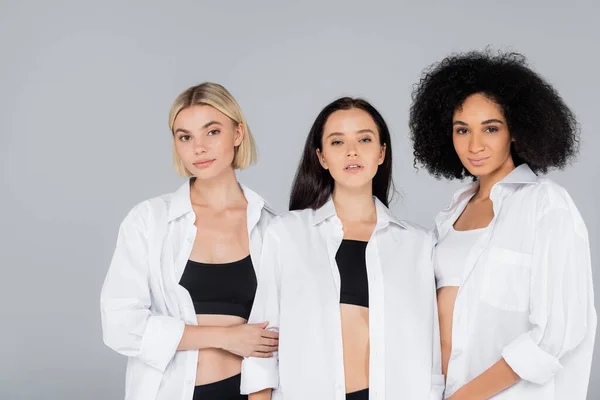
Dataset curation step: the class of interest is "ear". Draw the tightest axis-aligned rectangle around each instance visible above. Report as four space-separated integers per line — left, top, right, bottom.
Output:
378 143 386 165
234 123 245 147
316 148 328 170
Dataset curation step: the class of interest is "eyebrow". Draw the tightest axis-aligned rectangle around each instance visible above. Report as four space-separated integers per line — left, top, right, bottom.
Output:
481 119 504 125
202 120 222 129
174 121 223 135
453 119 504 126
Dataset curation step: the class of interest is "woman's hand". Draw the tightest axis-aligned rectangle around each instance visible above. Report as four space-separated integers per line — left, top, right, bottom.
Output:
221 321 279 358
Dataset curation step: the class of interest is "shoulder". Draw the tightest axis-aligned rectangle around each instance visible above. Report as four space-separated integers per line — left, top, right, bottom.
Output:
517 179 587 237
519 178 578 215
118 191 172 231
392 219 435 246
263 209 316 238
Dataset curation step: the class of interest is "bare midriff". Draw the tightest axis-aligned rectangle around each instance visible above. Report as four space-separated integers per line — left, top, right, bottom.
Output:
340 303 370 393
194 314 246 386
437 286 460 378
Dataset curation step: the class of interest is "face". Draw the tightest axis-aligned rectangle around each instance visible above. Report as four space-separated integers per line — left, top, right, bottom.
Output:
317 108 386 191
173 105 243 179
452 93 514 178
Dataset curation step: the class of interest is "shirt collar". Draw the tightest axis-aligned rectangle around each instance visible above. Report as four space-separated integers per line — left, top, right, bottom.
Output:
446 164 539 209
312 196 407 229
435 164 539 236
167 178 275 222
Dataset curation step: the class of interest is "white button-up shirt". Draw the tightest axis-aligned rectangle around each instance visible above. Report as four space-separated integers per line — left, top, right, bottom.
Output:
241 197 445 400
434 164 596 399
100 180 276 400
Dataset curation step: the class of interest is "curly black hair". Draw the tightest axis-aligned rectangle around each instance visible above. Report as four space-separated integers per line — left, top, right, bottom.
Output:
408 49 580 180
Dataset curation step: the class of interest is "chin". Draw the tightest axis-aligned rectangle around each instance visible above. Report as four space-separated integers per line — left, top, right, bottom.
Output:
189 164 229 181
333 176 374 191
465 165 501 179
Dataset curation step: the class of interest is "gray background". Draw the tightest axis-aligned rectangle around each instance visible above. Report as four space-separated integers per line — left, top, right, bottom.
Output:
1 1 598 399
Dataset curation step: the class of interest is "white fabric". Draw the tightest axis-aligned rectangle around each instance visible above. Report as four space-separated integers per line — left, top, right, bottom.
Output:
100 180 276 400
241 197 445 400
434 164 596 399
434 226 487 289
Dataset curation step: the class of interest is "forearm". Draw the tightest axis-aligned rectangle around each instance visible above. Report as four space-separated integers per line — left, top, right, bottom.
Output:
249 389 272 400
177 325 226 351
450 358 520 400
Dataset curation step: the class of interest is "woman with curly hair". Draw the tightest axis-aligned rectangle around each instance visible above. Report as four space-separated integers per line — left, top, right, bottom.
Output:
409 50 596 399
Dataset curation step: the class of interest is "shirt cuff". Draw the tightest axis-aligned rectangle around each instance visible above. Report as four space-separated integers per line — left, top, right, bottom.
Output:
240 356 279 394
501 331 563 385
138 315 185 372
430 373 445 399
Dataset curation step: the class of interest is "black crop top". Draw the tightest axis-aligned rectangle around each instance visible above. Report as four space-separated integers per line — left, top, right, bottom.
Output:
179 255 257 320
335 239 369 308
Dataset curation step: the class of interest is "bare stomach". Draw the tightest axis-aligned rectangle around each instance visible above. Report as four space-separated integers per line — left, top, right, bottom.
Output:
437 286 459 378
194 314 246 386
340 304 370 393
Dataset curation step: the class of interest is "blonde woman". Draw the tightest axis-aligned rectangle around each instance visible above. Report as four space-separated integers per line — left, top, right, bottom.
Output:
101 82 279 400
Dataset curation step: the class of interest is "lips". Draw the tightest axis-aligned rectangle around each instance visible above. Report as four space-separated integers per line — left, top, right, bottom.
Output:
344 161 364 170
343 161 364 172
193 159 216 168
468 157 489 166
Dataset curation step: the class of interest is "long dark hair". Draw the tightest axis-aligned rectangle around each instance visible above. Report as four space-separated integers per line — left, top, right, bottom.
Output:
289 97 394 211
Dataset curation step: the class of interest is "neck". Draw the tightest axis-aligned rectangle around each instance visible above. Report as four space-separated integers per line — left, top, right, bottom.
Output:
475 158 516 200
189 168 245 208
331 184 376 222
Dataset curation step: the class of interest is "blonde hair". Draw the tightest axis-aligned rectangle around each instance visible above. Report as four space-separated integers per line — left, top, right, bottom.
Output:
168 82 257 176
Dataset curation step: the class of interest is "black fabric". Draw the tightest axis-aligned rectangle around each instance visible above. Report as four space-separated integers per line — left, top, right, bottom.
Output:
193 373 247 400
336 239 369 307
346 388 369 400
179 255 256 320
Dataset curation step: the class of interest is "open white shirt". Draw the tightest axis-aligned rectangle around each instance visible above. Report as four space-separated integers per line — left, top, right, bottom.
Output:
100 180 276 400
241 197 445 400
434 164 596 399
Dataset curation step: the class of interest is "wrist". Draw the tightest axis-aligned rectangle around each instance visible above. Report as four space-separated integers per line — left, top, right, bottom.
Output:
213 326 230 350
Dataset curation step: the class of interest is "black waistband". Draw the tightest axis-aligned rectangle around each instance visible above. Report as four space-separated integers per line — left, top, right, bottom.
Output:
194 373 247 399
346 388 369 400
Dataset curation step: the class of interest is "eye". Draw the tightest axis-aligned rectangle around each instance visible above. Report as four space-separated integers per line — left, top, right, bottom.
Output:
359 137 372 143
207 129 220 136
455 128 468 135
485 126 499 133
178 135 192 142
331 140 343 146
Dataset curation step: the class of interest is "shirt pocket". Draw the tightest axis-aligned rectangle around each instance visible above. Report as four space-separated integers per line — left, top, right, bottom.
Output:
481 247 532 312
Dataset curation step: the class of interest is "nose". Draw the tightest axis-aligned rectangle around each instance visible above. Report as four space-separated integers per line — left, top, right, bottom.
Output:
468 132 485 154
194 137 208 155
346 142 358 158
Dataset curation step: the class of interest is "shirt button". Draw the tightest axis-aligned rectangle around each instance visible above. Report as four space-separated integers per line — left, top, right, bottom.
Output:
187 237 194 243
186 379 193 385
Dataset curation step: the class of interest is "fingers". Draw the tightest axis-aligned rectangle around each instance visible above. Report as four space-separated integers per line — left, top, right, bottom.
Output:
256 344 277 353
257 321 269 328
261 329 279 339
259 337 278 347
250 351 274 358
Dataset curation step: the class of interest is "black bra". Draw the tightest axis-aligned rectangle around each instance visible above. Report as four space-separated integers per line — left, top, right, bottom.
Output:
336 239 369 308
179 255 257 320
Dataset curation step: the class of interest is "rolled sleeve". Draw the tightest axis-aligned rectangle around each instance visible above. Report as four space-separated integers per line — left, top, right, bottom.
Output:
138 316 185 372
240 222 282 394
502 332 562 384
241 357 279 394
502 203 594 385
100 203 184 373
